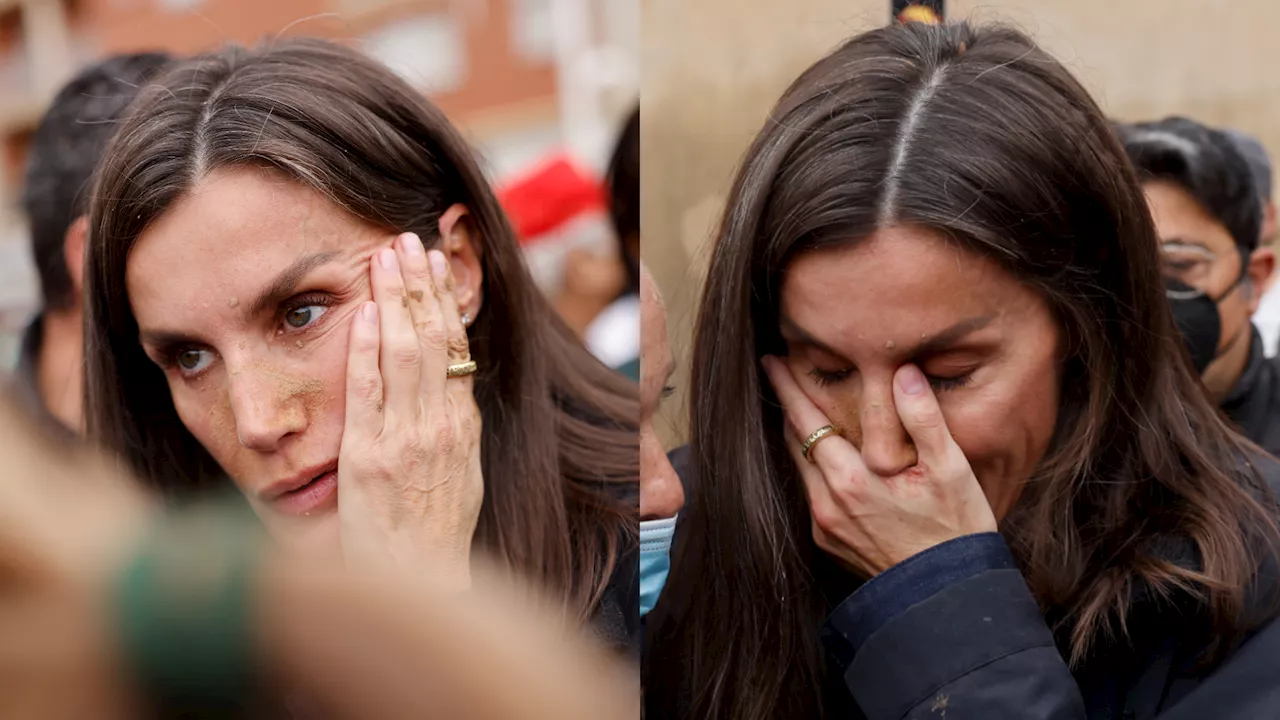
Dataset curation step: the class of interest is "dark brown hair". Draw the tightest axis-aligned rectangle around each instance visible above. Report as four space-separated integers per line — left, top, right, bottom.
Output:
83 38 637 618
647 21 1280 719
606 103 640 295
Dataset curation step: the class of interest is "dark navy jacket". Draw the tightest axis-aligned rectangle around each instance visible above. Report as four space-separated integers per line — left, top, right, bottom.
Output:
653 446 1280 719
1222 328 1280 459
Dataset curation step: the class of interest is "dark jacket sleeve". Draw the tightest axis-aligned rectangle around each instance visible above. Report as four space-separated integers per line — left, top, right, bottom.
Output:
823 533 1086 719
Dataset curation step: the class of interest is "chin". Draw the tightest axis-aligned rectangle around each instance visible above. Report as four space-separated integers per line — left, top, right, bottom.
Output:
270 509 343 560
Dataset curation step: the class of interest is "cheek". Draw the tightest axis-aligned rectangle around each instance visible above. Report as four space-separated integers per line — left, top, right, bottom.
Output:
943 369 1060 512
169 379 244 476
782 359 862 435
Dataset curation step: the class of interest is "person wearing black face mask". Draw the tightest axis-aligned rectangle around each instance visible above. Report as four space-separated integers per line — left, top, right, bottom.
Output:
1121 117 1280 454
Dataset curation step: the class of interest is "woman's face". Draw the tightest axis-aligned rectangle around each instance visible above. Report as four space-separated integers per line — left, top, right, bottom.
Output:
128 168 393 553
779 225 1062 519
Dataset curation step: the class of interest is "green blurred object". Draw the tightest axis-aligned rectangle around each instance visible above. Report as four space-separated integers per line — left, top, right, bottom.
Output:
616 357 640 382
113 494 263 714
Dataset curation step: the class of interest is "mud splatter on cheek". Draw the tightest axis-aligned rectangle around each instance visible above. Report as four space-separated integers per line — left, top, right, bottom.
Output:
828 404 863 448
276 374 324 405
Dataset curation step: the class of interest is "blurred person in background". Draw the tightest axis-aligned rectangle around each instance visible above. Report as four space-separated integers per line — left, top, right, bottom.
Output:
646 22 1280 719
15 52 172 439
1120 118 1280 455
0 394 637 719
556 105 642 380
638 264 683 622
1233 131 1280 356
84 39 638 655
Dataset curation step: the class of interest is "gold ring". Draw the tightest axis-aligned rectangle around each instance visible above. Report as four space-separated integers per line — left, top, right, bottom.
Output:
446 360 477 378
801 425 838 461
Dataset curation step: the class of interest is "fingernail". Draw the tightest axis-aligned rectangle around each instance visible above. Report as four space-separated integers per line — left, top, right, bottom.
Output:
427 250 448 281
399 233 424 256
898 365 925 396
362 302 378 324
379 248 397 270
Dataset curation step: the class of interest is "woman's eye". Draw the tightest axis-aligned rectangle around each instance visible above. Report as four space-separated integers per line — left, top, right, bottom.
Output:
808 367 852 387
175 349 213 375
283 305 328 331
928 372 973 392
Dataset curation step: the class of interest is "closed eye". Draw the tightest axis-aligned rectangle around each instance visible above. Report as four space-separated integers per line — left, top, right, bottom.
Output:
808 366 974 393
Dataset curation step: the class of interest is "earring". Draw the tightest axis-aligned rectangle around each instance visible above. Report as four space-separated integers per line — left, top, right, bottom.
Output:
461 312 472 327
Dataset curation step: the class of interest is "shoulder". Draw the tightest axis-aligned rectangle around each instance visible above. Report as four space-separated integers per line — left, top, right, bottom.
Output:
1162 612 1280 717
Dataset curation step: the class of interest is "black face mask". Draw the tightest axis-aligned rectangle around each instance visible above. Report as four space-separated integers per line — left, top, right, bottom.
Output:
1167 277 1222 374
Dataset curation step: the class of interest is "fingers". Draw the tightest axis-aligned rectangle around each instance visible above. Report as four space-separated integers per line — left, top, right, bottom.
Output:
427 249 474 397
760 355 857 471
782 424 840 540
892 365 956 469
372 244 421 417
393 233 450 406
344 302 384 439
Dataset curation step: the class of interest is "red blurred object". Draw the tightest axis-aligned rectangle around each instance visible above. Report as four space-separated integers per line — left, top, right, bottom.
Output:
498 156 607 245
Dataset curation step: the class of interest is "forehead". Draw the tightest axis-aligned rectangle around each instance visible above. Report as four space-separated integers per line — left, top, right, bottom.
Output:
127 168 383 316
1143 180 1236 251
782 225 1020 332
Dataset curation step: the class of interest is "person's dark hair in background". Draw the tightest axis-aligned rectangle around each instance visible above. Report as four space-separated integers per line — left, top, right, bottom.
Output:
16 51 172 438
606 104 640 296
1120 118 1280 455
1225 129 1277 248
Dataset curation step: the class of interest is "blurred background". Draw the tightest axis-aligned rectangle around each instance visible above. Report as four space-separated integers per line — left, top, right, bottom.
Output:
644 0 1280 447
0 0 638 366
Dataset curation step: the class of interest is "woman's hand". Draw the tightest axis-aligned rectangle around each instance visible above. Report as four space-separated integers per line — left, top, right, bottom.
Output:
338 234 484 587
762 357 997 577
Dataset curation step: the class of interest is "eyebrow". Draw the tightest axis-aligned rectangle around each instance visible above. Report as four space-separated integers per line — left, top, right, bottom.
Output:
779 314 995 359
138 251 342 349
244 251 341 320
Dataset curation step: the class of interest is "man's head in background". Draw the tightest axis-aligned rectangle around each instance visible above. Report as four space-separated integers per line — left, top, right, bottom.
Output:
1225 129 1277 249
23 52 172 315
18 51 172 434
606 104 639 295
1119 116 1272 399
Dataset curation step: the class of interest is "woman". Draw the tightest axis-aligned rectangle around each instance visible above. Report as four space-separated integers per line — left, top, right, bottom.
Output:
645 21 1280 719
83 39 637 649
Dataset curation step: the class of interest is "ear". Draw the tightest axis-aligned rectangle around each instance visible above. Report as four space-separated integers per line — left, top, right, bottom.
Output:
62 216 89 305
436 204 483 322
1247 246 1275 313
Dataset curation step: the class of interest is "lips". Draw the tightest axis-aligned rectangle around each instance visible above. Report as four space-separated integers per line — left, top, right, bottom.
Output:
265 462 339 516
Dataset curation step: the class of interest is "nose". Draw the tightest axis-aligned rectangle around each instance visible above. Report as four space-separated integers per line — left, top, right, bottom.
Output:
641 431 685 520
227 364 308 451
851 377 917 477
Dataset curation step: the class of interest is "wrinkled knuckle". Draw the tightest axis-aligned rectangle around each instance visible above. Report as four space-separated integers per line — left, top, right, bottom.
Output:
446 336 470 359
432 418 457 452
399 436 427 470
420 325 448 353
353 374 382 403
391 343 420 369
810 504 837 533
